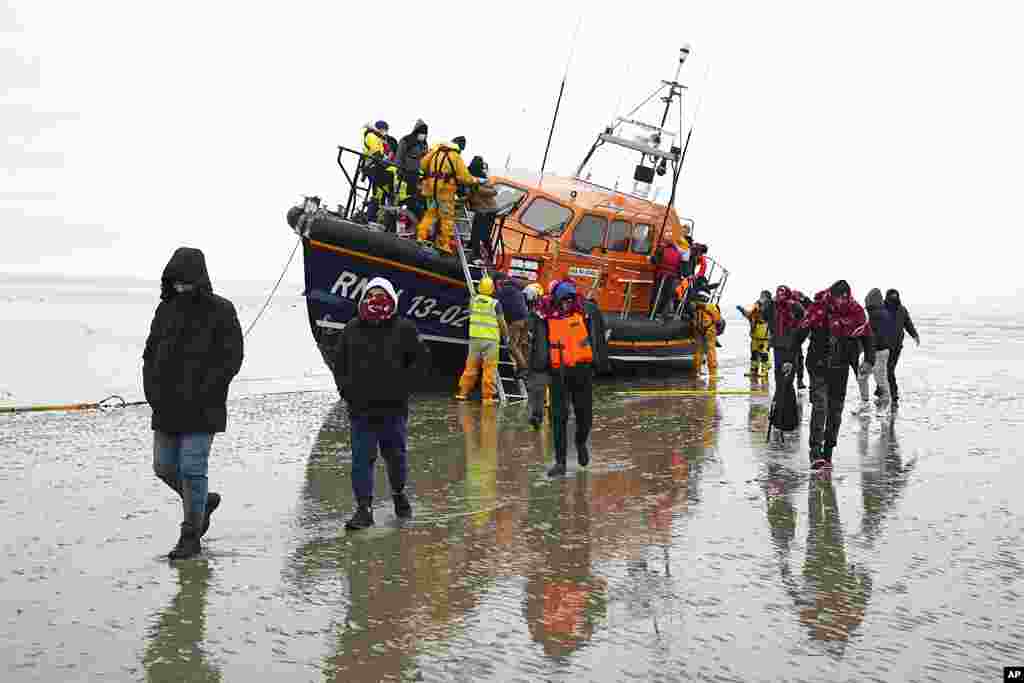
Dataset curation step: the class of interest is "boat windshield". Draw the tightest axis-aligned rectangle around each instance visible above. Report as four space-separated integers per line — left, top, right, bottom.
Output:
520 196 574 235
492 182 527 209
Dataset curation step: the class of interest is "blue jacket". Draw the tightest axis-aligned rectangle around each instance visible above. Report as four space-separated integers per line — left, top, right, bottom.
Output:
495 280 528 323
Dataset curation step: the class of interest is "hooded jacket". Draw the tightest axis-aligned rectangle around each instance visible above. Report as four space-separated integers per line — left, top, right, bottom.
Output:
884 289 919 349
396 120 429 175
865 288 897 351
143 248 244 433
331 277 429 417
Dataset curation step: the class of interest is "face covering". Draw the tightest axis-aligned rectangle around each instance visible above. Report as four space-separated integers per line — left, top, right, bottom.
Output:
358 291 395 322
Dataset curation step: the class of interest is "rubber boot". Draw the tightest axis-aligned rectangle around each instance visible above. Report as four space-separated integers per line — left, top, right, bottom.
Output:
393 491 412 520
576 441 590 467
345 497 374 531
168 520 202 560
200 492 220 539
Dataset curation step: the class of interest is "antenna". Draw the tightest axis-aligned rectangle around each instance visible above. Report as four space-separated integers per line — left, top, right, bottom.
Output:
539 15 583 182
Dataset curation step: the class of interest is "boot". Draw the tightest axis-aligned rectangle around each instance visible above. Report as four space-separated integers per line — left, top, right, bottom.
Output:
576 441 590 467
168 521 202 560
529 415 542 430
392 492 412 520
200 492 221 539
345 498 374 531
547 461 567 477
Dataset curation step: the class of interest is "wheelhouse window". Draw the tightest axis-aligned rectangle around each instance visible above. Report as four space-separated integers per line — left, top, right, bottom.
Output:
631 223 654 255
571 214 608 253
492 183 527 210
607 220 631 252
519 197 574 235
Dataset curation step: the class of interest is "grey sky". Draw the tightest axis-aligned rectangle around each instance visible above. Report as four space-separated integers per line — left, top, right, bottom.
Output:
3 0 1022 304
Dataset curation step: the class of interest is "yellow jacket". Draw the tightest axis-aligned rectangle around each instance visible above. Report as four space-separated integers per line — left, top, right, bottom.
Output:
419 142 478 200
362 127 386 159
696 303 721 335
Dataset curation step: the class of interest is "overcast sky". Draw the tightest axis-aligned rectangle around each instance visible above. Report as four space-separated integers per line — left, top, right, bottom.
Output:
3 0 1023 305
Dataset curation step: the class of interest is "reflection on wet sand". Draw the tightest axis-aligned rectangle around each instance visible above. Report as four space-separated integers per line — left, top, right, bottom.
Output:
279 378 720 675
761 411 916 659
798 476 871 656
143 563 221 683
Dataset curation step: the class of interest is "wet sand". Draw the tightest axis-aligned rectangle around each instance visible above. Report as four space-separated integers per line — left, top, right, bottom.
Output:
2 306 1024 682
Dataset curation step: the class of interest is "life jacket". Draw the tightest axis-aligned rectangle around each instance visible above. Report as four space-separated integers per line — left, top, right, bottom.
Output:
694 254 707 279
675 277 690 300
469 294 500 341
548 312 593 368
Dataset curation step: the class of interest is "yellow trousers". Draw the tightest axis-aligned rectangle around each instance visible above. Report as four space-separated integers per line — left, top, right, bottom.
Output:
694 328 718 373
416 198 456 254
458 340 499 400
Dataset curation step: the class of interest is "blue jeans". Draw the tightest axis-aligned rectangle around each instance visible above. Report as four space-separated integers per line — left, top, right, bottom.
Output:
153 431 213 522
349 415 407 501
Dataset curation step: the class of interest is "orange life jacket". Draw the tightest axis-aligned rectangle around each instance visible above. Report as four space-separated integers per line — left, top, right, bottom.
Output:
548 313 593 369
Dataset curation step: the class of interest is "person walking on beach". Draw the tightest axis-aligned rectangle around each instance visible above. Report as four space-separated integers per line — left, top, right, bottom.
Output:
853 288 895 415
530 279 596 476
331 277 428 530
144 247 244 560
883 289 920 409
795 280 875 470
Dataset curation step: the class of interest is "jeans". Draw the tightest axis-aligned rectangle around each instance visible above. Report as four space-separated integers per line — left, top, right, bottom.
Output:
469 212 496 259
858 348 890 404
153 431 214 523
809 365 850 451
349 414 408 501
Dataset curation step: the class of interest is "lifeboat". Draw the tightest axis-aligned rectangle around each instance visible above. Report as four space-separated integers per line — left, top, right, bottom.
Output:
287 47 728 382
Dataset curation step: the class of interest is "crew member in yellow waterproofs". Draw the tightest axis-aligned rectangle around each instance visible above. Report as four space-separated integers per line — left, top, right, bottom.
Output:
416 136 479 254
456 277 509 404
692 290 722 376
739 291 772 379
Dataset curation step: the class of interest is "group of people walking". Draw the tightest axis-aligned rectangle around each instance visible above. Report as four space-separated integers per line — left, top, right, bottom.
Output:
749 282 920 470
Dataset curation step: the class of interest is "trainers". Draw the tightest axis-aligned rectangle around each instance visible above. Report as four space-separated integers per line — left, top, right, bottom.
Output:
345 504 374 531
392 492 412 519
200 492 220 539
576 442 590 467
547 462 567 477
168 524 201 560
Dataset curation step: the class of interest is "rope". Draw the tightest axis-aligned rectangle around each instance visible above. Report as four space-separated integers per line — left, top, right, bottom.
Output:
243 236 302 339
0 394 148 415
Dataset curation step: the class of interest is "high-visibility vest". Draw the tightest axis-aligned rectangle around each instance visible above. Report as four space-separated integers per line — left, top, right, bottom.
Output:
548 312 593 368
750 305 770 342
469 295 500 341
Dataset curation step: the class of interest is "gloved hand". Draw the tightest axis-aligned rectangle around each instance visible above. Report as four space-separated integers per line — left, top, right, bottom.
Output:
735 305 744 314
782 362 793 376
914 337 921 347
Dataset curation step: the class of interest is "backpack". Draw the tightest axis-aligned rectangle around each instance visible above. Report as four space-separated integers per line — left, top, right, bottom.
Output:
770 379 800 432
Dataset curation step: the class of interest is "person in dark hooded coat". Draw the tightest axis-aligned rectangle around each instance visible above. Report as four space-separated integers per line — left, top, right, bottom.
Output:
144 247 244 559
396 119 429 216
331 276 429 530
881 289 919 407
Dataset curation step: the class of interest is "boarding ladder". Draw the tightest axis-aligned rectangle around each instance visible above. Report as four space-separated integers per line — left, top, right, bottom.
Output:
454 225 528 406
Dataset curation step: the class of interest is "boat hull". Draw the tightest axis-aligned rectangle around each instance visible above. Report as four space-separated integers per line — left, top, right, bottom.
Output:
290 208 696 382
